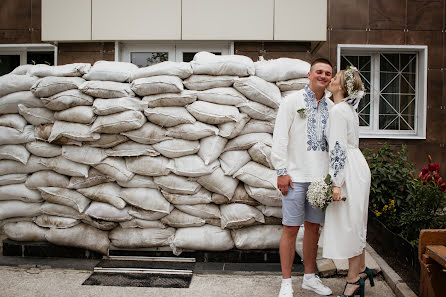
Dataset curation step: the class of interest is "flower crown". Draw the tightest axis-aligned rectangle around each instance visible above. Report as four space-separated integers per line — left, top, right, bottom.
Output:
344 66 365 100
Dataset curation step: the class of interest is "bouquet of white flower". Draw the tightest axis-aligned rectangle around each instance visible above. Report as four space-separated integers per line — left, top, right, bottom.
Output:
307 174 346 211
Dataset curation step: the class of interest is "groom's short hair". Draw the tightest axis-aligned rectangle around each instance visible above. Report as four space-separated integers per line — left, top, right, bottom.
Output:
310 58 332 70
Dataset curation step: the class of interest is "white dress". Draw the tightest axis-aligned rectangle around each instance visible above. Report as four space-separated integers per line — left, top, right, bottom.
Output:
322 101 371 259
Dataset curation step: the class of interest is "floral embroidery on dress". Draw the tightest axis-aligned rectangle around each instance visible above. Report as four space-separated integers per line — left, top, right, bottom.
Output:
330 141 346 177
304 86 329 152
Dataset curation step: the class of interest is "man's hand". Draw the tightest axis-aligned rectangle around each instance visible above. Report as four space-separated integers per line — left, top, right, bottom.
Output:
332 186 342 201
277 175 294 196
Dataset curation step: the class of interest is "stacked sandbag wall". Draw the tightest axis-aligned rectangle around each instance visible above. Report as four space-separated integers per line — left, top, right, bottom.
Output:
0 52 310 256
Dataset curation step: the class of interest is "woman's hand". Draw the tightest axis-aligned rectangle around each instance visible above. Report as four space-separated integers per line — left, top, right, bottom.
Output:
332 186 342 201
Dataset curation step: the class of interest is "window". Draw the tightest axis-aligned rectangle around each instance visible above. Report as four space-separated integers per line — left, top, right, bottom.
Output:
338 45 427 139
0 44 57 75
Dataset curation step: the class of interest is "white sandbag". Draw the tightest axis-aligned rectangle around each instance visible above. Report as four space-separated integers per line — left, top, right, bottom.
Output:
233 161 276 189
197 136 227 165
0 156 46 175
31 76 85 97
34 215 80 229
256 205 282 218
54 106 95 124
0 91 43 115
68 167 115 190
231 183 260 206
79 80 135 98
170 225 234 255
0 174 28 186
89 134 128 148
0 144 30 164
131 75 183 96
94 157 134 182
121 122 171 145
120 188 171 213
45 223 110 254
183 75 236 91
39 156 89 177
248 142 273 169
232 225 283 249
0 114 27 131
3 221 47 241
170 155 219 177
195 87 248 106
0 183 41 202
220 203 265 229
116 175 157 189
41 202 84 219
191 52 254 77
152 139 200 158
109 227 175 248
130 61 193 81
93 97 147 115
237 101 277 121
218 113 250 139
48 121 100 142
233 76 281 108
29 63 91 77
120 219 166 229
166 122 218 140
91 110 146 134
25 141 62 158
0 125 35 145
25 171 70 189
276 77 309 91
105 141 159 157
239 119 274 135
255 58 310 82
0 74 39 97
10 64 34 75
144 107 196 127
161 209 205 228
211 193 230 205
78 183 126 209
83 60 138 82
161 188 212 205
84 201 132 222
38 187 90 213
224 133 273 151
82 216 118 231
186 101 240 124
143 91 196 108
126 155 172 177
42 89 93 111
128 205 173 221
0 201 42 220
154 174 201 194
175 204 220 219
62 145 107 165
197 167 238 199
244 184 282 207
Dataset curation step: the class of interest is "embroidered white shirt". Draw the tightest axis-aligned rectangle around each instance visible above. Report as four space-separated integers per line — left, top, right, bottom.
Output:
271 86 334 182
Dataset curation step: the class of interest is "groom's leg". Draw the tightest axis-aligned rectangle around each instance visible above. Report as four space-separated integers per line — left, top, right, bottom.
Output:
302 221 320 273
280 225 299 278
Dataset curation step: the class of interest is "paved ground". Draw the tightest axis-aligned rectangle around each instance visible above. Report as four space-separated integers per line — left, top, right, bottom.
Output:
0 265 395 297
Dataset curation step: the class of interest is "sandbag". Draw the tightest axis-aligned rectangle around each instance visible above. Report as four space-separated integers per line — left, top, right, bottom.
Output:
143 91 196 108
128 205 173 221
183 75 236 91
144 107 196 127
170 155 219 177
120 219 167 229
255 57 310 81
0 125 35 145
116 174 157 189
224 133 273 151
48 121 100 142
45 223 110 254
239 119 274 135
131 75 183 96
231 183 260 206
0 200 42 220
62 145 107 165
0 156 46 175
153 139 200 158
79 80 135 98
84 201 132 222
166 122 218 140
161 209 205 228
197 136 227 165
248 142 273 169
91 110 146 134
0 74 39 97
41 202 84 219
0 174 28 186
67 167 114 190
130 61 193 81
10 64 34 75
78 183 126 209
153 174 201 194
3 221 47 241
276 77 309 91
105 141 159 157
109 227 174 248
25 141 62 158
0 183 42 202
94 157 134 182
126 155 172 177
175 204 221 219
186 101 239 124
120 188 171 213
89 134 128 148
237 101 277 121
31 76 85 97
25 171 70 189
0 144 30 164
54 106 95 124
220 203 265 229
83 60 138 82
196 167 239 199
244 184 282 207
218 113 250 139
121 122 171 145
0 91 43 115
233 161 276 189
39 156 89 177
0 114 27 131
38 187 91 213
234 76 281 109
41 89 93 111
256 205 282 218
34 215 80 229
93 97 147 116
231 225 283 249
191 52 254 76
29 63 91 77
161 188 212 205
82 216 118 231
195 87 248 106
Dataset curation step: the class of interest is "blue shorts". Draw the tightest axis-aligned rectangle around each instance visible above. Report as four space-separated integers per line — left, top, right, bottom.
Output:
282 182 325 226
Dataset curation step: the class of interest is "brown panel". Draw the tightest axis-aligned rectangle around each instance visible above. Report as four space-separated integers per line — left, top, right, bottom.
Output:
329 0 368 30
0 0 31 29
367 30 405 45
407 0 443 30
235 51 260 62
58 43 115 65
263 42 310 52
406 31 443 69
329 29 368 71
426 108 444 143
31 0 41 30
234 42 262 53
369 0 406 30
262 52 311 62
0 30 32 44
31 29 42 43
427 69 444 109
312 38 330 62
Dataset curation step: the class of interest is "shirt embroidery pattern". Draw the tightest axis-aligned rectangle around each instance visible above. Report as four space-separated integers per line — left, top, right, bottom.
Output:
330 141 346 177
304 86 329 151
276 168 288 176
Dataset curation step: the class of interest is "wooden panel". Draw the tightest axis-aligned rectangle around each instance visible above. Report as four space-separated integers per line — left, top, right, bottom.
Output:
57 42 115 65
367 30 405 45
406 31 443 69
0 30 32 44
407 0 444 31
369 0 406 30
329 0 368 30
31 0 41 30
0 0 32 30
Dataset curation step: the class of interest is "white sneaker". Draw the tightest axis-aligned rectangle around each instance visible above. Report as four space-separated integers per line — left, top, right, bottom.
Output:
278 282 294 297
302 275 332 296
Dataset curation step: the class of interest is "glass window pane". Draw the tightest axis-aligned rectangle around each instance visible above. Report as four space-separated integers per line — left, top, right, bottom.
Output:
131 52 168 67
0 55 20 75
380 54 399 72
27 51 54 66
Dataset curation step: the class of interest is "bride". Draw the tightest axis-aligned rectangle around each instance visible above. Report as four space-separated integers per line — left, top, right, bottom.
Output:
323 67 373 297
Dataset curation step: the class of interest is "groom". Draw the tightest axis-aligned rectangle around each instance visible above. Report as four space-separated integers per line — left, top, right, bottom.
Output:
272 58 334 297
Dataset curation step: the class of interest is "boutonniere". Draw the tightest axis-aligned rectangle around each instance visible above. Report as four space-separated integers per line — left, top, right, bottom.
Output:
297 108 307 119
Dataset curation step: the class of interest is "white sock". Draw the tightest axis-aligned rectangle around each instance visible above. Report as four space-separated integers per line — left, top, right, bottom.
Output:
304 273 315 280
281 278 292 285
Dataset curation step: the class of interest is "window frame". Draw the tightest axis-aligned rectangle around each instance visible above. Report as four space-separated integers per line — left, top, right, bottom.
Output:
337 44 427 140
0 44 58 67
